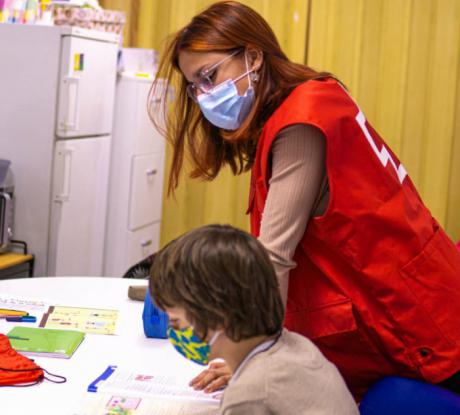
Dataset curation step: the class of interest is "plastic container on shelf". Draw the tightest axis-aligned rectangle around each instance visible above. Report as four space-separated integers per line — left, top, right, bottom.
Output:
0 0 10 23
52 4 126 34
118 48 158 76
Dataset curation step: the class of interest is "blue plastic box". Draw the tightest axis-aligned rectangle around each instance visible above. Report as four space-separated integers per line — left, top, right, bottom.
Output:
142 292 169 339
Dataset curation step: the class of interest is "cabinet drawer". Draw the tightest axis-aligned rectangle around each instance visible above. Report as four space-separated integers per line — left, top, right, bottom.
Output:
128 153 164 230
127 223 160 267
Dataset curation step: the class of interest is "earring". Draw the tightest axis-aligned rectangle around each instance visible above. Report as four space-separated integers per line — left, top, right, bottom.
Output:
250 72 259 83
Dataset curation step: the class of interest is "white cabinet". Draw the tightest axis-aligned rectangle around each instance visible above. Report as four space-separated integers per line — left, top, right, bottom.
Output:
128 153 164 231
104 74 166 277
127 223 160 267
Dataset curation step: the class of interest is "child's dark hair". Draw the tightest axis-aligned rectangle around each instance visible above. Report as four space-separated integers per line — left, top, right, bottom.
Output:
149 224 284 341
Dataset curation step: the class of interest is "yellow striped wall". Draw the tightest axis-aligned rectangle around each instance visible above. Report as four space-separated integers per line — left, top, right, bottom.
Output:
308 0 460 240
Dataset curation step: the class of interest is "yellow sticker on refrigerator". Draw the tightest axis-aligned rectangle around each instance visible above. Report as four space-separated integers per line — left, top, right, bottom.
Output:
73 53 84 71
0 10 9 24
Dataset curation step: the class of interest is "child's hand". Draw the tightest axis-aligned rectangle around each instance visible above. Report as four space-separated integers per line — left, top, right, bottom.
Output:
189 361 232 393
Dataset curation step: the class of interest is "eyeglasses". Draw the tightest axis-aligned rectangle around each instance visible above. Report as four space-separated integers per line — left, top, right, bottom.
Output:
186 50 240 102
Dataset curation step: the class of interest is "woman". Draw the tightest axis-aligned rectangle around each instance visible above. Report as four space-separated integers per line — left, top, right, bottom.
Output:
150 0 460 400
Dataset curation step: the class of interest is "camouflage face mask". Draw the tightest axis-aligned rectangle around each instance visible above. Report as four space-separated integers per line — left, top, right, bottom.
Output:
166 326 220 366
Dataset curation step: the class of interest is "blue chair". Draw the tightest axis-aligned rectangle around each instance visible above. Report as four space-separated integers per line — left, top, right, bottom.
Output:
360 376 460 415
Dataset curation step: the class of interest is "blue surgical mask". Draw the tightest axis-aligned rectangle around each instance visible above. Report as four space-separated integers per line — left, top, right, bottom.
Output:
197 54 255 130
167 326 220 366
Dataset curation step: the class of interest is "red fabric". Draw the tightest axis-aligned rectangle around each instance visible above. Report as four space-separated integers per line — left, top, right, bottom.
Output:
248 79 460 400
0 334 43 386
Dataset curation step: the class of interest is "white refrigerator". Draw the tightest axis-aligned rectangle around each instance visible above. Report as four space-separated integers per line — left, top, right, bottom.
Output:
0 24 118 276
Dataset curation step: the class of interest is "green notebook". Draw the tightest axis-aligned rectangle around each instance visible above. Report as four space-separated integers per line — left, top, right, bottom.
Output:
7 326 85 359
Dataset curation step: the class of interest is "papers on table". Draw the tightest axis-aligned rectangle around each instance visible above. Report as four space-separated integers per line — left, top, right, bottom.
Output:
76 365 221 414
0 295 49 321
72 393 219 415
81 365 221 414
0 295 120 335
39 306 119 335
88 366 222 405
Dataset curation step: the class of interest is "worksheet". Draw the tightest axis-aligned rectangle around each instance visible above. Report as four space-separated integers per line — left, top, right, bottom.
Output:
90 366 222 404
39 306 119 335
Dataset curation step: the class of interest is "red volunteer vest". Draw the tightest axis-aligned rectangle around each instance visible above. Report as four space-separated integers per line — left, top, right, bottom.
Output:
248 78 460 399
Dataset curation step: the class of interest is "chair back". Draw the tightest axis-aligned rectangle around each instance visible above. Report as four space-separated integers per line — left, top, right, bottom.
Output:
360 376 460 415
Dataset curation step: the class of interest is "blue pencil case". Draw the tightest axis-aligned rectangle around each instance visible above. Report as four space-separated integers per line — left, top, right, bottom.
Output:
142 292 168 339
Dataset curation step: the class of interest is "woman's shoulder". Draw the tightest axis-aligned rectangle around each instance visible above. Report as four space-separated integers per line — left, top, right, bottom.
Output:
285 77 346 106
262 77 354 139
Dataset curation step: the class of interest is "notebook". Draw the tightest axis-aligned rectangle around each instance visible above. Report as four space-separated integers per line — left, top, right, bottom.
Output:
7 326 85 359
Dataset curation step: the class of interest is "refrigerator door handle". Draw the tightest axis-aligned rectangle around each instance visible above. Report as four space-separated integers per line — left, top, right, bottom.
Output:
54 148 73 203
60 76 80 132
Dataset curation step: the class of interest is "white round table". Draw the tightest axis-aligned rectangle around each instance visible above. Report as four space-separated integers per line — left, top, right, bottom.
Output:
0 277 204 415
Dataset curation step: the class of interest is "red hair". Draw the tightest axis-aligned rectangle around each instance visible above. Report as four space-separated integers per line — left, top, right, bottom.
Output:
150 1 331 195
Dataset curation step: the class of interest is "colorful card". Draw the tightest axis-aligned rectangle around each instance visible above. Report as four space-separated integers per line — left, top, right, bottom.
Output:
106 396 141 414
39 306 119 335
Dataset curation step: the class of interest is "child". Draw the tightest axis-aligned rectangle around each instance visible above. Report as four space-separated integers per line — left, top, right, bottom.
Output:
149 224 359 414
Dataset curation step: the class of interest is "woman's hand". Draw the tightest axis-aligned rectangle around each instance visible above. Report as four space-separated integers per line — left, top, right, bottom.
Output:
190 361 232 393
